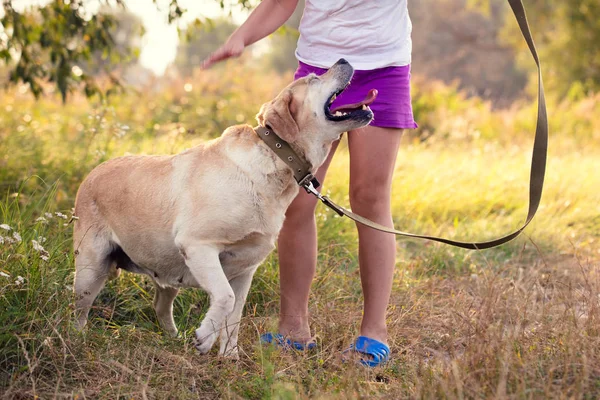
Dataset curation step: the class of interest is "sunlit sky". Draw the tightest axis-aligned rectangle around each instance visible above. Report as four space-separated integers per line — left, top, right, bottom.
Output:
7 0 249 75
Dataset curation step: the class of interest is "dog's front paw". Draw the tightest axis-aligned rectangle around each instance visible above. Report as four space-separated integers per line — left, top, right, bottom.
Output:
193 327 218 354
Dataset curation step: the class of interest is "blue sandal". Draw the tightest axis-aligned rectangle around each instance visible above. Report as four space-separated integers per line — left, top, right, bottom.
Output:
344 336 391 367
260 332 317 351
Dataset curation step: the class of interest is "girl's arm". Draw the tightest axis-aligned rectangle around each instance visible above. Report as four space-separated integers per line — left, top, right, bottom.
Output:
202 0 300 68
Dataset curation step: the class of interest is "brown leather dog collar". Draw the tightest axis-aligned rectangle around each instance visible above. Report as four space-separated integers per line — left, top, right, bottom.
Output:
255 125 321 190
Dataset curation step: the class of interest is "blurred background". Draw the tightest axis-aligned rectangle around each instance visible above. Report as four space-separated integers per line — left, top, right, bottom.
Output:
2 0 598 103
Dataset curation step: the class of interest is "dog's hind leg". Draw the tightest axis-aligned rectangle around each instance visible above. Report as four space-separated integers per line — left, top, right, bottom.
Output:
219 266 258 359
153 284 179 337
177 242 235 354
73 226 112 330
74 248 112 330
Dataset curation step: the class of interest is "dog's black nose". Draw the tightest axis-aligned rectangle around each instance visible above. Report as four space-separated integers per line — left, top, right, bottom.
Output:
336 58 349 65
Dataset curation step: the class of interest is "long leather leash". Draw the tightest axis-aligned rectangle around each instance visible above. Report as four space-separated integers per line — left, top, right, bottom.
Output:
257 0 547 250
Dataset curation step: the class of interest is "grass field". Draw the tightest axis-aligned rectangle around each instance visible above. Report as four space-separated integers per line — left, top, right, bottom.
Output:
1 66 599 398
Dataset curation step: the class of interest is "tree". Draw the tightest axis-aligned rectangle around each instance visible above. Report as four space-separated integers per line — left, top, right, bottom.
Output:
174 18 237 76
409 0 527 104
498 0 600 98
83 6 144 77
0 0 251 101
173 0 304 76
466 0 600 98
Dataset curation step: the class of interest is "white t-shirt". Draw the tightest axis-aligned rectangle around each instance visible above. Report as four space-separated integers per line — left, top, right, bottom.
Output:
295 0 413 70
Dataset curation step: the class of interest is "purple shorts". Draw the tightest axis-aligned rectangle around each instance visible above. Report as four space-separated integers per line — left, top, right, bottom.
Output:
294 61 418 129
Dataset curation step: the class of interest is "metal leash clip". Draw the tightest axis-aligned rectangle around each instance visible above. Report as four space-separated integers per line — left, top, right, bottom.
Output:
302 179 323 200
298 173 321 194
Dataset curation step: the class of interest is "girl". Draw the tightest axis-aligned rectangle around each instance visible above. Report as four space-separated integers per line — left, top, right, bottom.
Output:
203 0 416 367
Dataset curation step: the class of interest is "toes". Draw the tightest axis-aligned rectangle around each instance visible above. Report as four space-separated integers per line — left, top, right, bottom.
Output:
194 329 217 354
193 336 213 354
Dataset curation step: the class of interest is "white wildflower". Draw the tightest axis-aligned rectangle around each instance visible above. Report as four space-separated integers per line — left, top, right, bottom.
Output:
0 271 9 278
32 239 45 252
0 224 11 231
55 212 68 220
15 276 25 285
32 239 50 260
38 236 47 243
44 212 53 219
114 123 130 138
35 217 48 224
12 232 22 243
0 236 4 245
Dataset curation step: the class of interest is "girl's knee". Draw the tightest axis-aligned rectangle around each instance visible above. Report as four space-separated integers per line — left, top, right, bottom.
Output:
349 182 391 215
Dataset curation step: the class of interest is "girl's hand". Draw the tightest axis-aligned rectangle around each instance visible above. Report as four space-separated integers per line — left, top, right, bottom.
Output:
201 36 245 69
200 0 298 69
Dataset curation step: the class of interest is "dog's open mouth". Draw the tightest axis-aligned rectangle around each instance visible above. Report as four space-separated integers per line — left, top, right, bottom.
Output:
324 87 377 122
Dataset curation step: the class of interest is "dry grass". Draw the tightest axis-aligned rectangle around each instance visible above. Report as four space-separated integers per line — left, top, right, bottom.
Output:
2 246 598 398
1 66 600 398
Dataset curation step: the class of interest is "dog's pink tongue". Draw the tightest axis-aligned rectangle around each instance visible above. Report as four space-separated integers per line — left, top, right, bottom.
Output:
331 89 378 113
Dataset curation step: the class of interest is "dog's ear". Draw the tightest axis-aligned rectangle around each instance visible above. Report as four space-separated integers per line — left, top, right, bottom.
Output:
256 90 299 143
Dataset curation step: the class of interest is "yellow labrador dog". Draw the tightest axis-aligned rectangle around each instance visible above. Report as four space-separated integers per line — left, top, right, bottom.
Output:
73 59 375 358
